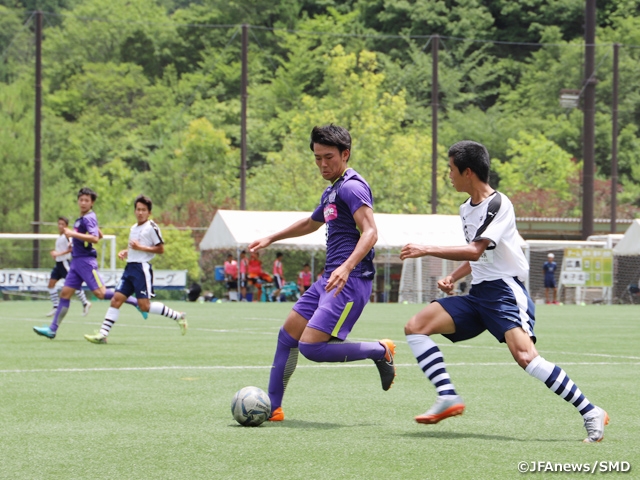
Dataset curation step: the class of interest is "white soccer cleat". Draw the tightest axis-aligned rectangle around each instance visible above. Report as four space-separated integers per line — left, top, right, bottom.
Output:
82 301 92 317
415 395 465 424
46 308 57 317
583 406 609 443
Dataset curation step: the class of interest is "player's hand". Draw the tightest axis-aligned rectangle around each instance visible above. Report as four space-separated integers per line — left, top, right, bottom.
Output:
437 275 456 295
49 250 57 259
117 249 128 260
249 237 271 253
63 227 74 238
129 240 142 251
400 243 428 260
325 264 350 297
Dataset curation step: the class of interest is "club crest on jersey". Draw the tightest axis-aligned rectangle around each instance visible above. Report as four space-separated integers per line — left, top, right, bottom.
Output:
328 191 337 203
324 204 338 222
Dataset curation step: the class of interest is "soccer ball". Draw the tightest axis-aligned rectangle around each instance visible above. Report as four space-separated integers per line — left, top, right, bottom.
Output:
231 386 271 426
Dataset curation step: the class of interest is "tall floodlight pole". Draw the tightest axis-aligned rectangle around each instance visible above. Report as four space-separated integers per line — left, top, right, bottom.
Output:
610 43 619 233
33 10 43 268
431 35 439 214
582 0 596 239
240 24 248 210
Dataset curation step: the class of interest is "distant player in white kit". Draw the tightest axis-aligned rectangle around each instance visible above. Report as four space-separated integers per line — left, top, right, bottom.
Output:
400 140 609 443
84 195 187 343
46 216 91 317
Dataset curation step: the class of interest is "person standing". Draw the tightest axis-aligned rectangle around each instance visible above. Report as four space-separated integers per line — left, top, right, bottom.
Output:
271 252 285 302
249 124 395 422
297 263 312 295
543 253 558 304
400 140 608 443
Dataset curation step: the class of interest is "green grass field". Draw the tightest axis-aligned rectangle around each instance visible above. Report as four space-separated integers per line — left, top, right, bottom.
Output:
1 300 638 479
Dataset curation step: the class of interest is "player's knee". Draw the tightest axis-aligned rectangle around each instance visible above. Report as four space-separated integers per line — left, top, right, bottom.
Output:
298 341 324 362
513 350 536 369
404 314 435 336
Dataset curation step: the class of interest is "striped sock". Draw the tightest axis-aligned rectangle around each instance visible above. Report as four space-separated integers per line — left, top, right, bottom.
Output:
149 302 180 320
407 334 457 396
526 355 595 418
48 288 59 308
75 289 88 306
99 307 120 337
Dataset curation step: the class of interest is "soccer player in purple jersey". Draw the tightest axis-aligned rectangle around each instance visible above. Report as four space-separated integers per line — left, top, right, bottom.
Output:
249 124 396 422
400 141 608 443
33 187 140 340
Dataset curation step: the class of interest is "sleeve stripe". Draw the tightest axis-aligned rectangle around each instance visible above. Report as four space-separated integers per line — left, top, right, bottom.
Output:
473 193 501 248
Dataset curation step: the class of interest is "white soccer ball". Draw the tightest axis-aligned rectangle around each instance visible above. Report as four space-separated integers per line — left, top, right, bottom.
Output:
231 386 271 426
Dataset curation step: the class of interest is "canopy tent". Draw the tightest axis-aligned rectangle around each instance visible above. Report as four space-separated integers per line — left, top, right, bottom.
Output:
199 210 470 251
613 219 640 255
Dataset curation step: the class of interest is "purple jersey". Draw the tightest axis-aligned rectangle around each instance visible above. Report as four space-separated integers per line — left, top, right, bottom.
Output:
72 211 99 258
311 168 375 280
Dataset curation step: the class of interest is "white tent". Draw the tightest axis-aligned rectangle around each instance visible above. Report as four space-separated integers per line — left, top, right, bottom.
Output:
613 219 640 255
199 210 469 251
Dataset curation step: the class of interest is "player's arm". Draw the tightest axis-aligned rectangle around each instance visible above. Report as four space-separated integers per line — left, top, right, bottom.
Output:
129 241 164 254
325 205 377 296
400 239 492 262
117 249 128 260
249 217 323 252
438 261 472 295
64 227 99 244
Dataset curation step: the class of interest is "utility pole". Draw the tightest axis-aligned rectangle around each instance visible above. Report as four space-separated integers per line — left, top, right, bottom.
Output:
431 35 439 214
582 0 596 239
240 24 248 210
33 10 42 267
610 43 619 233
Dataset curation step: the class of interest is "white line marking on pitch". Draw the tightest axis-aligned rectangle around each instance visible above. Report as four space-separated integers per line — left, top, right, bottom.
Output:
1 362 638 374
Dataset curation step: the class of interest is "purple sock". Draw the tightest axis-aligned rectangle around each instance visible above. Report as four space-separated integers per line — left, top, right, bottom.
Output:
299 340 385 363
50 298 70 332
104 289 138 306
268 327 299 410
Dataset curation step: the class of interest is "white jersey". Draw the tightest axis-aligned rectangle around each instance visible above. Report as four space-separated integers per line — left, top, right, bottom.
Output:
460 191 529 284
127 220 164 264
54 234 72 262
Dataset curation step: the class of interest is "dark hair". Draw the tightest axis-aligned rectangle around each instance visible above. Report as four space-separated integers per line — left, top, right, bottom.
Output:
309 124 352 160
303 263 310 267
448 141 491 183
226 253 233 258
57 216 69 226
134 194 153 212
77 187 97 201
276 252 283 258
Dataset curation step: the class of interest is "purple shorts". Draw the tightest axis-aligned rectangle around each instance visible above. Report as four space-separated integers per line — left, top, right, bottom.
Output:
293 275 372 340
64 256 104 292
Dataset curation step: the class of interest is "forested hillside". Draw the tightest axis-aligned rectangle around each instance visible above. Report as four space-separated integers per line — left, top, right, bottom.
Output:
2 1 640 261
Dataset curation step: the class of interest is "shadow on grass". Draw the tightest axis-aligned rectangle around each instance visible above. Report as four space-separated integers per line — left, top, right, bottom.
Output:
400 431 567 442
230 419 366 430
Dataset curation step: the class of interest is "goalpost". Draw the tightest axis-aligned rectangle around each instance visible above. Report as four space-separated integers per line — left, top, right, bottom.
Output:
0 233 117 270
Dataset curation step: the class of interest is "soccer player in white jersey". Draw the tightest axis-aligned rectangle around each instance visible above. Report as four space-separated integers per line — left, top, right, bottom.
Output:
400 140 609 443
46 216 91 317
84 195 187 343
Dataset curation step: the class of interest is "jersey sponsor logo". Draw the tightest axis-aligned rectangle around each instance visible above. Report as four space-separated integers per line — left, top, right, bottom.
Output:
324 204 338 222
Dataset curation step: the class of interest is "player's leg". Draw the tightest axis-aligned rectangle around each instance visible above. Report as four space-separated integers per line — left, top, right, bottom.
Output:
85 292 127 344
268 309 308 421
75 288 91 316
47 276 60 317
506 327 609 442
297 277 395 390
34 284 76 339
405 300 466 424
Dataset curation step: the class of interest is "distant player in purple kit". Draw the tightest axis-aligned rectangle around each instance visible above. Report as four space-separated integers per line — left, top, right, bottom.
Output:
83 195 187 343
543 253 558 304
46 216 91 317
400 141 608 443
249 124 396 422
33 187 140 339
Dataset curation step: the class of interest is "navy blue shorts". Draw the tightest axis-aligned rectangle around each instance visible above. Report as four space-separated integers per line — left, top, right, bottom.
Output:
436 277 536 344
50 261 69 281
116 263 154 299
273 274 283 289
544 276 556 288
